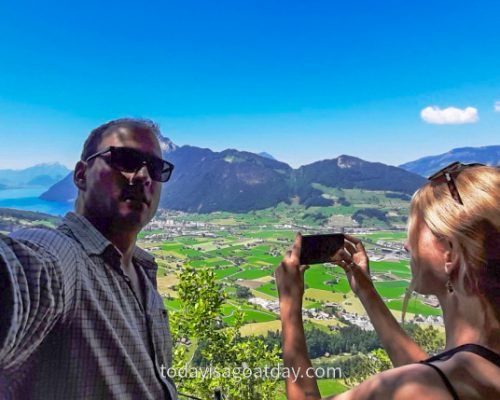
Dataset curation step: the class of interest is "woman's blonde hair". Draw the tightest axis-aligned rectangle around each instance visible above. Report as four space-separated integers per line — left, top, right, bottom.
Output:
402 165 500 323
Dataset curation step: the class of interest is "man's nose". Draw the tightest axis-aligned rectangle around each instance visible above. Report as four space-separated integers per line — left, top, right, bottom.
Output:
128 164 152 185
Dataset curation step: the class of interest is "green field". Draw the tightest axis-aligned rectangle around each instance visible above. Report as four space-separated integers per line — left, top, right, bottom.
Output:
240 320 283 336
386 298 442 316
151 218 443 321
244 230 295 239
232 268 272 280
304 288 347 303
374 280 409 299
160 243 184 251
305 302 323 309
359 231 408 242
221 303 277 325
214 266 241 279
256 282 279 297
370 260 411 277
188 258 232 267
305 266 351 293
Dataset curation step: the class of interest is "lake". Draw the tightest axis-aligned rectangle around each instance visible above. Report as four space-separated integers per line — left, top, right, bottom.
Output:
0 187 73 216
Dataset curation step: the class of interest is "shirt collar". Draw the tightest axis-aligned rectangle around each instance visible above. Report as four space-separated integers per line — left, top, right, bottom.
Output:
61 212 157 271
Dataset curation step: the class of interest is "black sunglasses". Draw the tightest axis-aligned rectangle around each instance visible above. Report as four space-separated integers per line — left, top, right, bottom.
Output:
85 146 175 183
427 161 484 205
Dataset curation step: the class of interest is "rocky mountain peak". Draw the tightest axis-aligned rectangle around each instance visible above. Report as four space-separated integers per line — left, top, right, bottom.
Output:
157 135 177 153
336 155 361 169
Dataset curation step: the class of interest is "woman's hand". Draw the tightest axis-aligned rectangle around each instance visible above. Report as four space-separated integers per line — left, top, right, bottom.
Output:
275 233 309 307
331 234 374 296
332 235 428 367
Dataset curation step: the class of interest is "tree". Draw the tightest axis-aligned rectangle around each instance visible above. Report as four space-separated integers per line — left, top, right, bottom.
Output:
236 285 252 299
405 323 445 355
259 325 381 359
339 348 391 387
170 266 281 399
340 324 444 387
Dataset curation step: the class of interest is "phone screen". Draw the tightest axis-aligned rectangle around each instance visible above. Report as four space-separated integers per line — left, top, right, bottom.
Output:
300 234 345 265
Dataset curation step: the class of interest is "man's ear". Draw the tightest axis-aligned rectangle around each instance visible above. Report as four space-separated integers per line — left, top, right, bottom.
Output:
74 161 87 191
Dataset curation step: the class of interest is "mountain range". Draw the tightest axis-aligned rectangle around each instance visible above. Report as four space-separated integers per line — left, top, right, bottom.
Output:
41 136 427 213
0 163 70 189
39 140 499 213
399 145 500 177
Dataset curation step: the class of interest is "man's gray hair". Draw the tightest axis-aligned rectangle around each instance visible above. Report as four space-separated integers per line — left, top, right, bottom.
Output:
80 118 161 161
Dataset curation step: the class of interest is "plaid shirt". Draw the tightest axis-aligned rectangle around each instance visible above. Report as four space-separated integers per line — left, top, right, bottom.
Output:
0 212 177 399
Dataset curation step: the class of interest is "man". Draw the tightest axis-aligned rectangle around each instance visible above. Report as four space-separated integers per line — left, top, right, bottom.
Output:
0 118 177 399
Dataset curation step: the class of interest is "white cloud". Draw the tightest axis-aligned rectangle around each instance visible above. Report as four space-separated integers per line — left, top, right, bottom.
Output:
420 106 478 125
495 101 500 112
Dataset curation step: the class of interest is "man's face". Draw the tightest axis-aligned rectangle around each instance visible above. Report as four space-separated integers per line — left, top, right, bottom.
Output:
80 126 163 232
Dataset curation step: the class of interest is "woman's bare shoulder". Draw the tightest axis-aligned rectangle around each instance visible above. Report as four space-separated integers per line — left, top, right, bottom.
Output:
326 352 500 400
325 363 456 400
435 350 500 398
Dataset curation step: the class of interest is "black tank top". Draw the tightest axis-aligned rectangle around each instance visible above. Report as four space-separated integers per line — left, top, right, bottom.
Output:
418 343 500 400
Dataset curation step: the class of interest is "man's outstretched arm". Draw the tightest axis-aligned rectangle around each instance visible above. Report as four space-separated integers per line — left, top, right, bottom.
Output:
0 231 77 371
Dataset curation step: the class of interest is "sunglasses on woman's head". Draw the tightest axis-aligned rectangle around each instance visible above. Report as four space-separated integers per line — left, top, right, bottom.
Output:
427 161 484 205
85 146 175 183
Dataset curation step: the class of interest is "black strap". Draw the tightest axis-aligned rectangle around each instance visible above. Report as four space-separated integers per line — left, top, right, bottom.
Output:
417 343 500 400
419 361 459 400
424 343 500 367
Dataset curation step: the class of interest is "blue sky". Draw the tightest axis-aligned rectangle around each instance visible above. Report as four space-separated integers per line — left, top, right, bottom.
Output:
1 0 499 169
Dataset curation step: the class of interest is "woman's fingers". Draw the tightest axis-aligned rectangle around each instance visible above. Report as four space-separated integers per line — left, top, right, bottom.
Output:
343 233 360 243
335 259 354 274
282 234 303 272
332 249 352 261
344 234 365 251
291 233 302 263
335 258 347 269
344 241 357 257
281 233 303 268
331 249 352 264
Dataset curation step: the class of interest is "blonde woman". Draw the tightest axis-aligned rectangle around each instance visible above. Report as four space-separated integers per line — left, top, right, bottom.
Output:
276 163 500 399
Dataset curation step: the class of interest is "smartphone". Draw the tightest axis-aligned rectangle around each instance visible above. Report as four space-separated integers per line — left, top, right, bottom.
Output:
300 234 345 265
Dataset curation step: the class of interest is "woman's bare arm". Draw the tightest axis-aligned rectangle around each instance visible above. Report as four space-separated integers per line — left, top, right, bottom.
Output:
280 298 321 399
276 234 430 400
335 235 428 366
276 234 321 399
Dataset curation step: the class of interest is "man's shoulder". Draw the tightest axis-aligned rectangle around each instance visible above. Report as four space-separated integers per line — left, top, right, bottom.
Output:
10 226 81 255
134 245 156 266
